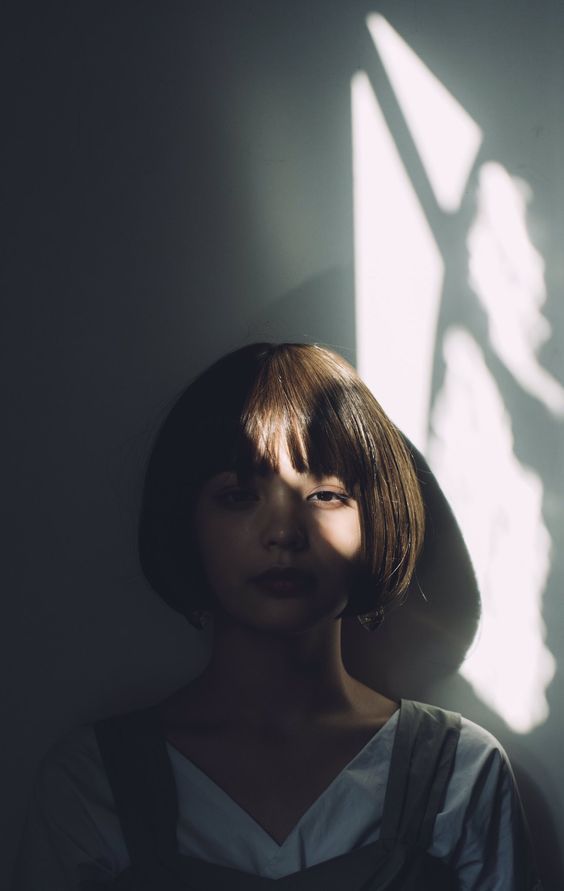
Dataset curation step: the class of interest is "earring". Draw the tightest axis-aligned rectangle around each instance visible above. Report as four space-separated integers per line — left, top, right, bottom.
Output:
357 606 385 632
187 609 211 630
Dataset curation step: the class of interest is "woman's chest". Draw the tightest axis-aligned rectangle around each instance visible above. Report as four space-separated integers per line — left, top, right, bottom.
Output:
165 722 383 846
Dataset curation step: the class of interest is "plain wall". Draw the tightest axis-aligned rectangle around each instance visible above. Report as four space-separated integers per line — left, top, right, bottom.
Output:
3 2 563 887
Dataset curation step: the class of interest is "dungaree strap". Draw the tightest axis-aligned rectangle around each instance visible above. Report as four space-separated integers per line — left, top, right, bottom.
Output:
94 708 179 872
380 700 461 850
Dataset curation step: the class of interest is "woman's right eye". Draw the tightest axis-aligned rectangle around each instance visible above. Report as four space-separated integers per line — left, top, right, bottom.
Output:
216 487 258 507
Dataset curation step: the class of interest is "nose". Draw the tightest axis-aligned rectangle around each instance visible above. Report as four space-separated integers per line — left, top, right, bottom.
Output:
260 496 307 552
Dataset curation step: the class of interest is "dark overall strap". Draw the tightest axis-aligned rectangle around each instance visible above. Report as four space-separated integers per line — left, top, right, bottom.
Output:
93 707 179 876
380 700 461 851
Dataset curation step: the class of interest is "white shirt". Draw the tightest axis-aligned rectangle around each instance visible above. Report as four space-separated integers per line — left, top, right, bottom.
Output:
12 710 538 890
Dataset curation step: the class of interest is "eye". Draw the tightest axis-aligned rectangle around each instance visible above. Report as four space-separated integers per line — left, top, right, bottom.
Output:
215 486 259 508
308 489 352 507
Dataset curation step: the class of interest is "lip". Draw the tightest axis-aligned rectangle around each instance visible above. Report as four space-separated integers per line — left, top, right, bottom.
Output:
251 567 315 596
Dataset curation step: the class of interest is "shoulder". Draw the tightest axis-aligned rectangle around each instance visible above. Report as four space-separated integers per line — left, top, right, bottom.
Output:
421 709 525 855
450 715 520 827
456 714 512 772
406 700 509 756
403 701 518 824
447 714 516 816
15 724 128 887
406 700 514 785
36 724 104 786
33 722 116 824
423 713 541 886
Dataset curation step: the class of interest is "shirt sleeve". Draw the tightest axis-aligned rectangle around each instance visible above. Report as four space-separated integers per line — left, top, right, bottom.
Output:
441 724 543 891
11 730 122 891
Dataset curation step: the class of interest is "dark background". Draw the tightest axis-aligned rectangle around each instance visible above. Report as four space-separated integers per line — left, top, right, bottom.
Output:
3 2 563 887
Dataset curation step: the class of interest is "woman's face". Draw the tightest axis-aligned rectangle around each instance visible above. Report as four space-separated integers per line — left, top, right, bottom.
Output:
193 440 362 633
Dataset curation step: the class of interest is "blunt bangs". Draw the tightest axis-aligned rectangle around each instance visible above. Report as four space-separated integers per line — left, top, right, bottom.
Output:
138 342 425 618
237 349 375 492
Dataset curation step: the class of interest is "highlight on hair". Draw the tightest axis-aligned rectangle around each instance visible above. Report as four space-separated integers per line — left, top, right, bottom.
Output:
138 342 425 619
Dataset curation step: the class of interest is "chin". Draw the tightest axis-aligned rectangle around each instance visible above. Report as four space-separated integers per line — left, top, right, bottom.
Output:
228 607 339 637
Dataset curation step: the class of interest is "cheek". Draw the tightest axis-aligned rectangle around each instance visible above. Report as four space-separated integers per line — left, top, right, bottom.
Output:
314 512 362 560
195 522 236 599
197 514 252 572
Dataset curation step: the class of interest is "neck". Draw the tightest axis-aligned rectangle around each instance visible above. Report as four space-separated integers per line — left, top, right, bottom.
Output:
184 615 369 734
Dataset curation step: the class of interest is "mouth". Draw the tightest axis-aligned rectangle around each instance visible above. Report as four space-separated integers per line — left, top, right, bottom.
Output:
251 567 315 597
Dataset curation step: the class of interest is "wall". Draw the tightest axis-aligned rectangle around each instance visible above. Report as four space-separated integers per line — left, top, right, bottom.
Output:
3 2 563 886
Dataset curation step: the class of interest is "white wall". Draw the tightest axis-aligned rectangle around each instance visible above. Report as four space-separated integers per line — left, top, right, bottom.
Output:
4 2 563 886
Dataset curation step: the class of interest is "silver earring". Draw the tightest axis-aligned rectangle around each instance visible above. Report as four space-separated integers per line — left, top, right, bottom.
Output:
357 606 385 632
187 609 211 630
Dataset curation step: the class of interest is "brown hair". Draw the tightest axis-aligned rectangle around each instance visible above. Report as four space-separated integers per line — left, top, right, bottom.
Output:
138 342 425 619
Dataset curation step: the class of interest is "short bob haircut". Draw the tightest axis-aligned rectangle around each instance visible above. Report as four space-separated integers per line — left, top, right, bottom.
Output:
138 342 425 620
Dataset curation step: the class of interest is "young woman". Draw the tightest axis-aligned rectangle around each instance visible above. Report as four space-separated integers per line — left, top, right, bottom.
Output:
13 343 542 890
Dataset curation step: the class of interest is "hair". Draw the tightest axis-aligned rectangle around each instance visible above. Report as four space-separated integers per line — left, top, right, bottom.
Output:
138 342 425 620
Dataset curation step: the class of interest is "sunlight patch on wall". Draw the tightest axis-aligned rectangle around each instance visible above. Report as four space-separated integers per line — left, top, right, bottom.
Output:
352 13 556 733
428 329 555 733
351 70 444 452
468 162 564 417
366 14 482 213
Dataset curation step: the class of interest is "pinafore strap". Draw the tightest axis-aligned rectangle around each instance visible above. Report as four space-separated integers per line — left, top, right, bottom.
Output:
93 708 179 878
380 700 461 850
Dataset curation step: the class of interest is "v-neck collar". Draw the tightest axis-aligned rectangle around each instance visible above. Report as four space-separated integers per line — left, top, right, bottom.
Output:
165 706 401 850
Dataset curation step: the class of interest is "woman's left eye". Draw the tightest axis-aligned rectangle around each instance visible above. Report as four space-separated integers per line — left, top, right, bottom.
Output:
308 490 351 506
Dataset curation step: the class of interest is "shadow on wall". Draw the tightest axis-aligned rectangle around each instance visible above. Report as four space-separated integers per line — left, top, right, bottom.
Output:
342 442 480 701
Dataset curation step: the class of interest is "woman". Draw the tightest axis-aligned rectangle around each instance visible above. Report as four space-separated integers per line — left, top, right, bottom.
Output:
13 343 542 889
